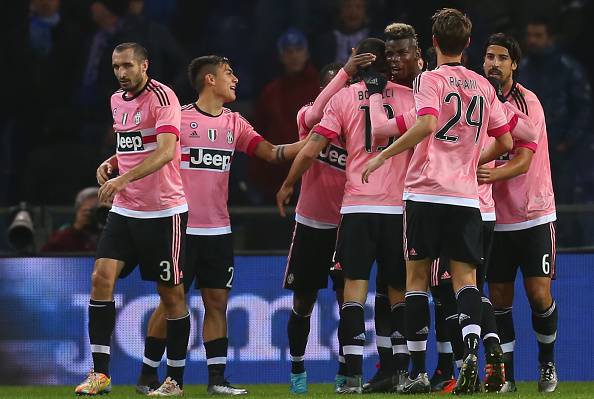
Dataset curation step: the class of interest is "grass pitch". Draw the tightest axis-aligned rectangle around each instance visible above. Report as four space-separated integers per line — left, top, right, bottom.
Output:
1 382 593 398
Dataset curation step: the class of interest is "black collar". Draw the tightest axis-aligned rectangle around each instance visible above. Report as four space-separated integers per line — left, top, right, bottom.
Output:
193 102 223 117
504 80 518 99
440 62 463 67
122 77 150 101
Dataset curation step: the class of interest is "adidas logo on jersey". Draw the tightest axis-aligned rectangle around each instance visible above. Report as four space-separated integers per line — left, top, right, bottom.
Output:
353 333 366 341
117 131 144 152
416 326 429 335
441 270 451 280
317 144 347 170
189 148 233 171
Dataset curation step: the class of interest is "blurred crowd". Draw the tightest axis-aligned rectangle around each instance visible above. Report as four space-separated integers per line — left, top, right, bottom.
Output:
1 0 592 208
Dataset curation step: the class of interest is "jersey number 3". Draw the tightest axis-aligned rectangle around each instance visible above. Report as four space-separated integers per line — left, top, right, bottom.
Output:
434 93 484 143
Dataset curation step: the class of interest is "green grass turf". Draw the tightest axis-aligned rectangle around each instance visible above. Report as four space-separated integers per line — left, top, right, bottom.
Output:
1 383 593 398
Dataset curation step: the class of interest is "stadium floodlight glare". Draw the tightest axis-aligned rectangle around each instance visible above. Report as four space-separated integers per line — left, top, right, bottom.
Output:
7 202 35 252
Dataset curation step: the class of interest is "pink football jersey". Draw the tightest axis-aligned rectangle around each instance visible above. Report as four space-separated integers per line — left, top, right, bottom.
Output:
295 107 347 228
294 68 350 227
479 98 538 221
404 64 510 208
110 79 187 218
180 104 264 235
493 83 555 231
315 81 415 214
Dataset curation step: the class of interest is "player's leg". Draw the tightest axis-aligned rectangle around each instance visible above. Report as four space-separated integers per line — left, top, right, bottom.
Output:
362 281 394 392
446 204 484 394
487 229 520 393
387 286 408 391
400 201 441 394
521 222 558 392
330 266 347 388
480 221 506 392
283 222 336 393
334 214 376 394
137 302 167 394
130 212 189 397
429 281 455 392
195 234 247 395
430 258 457 391
76 212 130 395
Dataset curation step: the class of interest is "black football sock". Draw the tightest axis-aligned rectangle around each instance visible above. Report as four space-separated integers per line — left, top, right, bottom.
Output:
455 285 482 357
433 294 453 377
532 300 558 364
405 291 429 379
141 336 166 376
390 302 409 372
89 299 116 376
288 309 311 374
374 293 393 375
494 307 515 381
205 337 228 386
339 302 365 376
480 296 501 356
166 313 190 388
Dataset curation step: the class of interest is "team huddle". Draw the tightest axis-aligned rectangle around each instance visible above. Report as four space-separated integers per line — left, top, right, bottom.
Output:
75 7 558 397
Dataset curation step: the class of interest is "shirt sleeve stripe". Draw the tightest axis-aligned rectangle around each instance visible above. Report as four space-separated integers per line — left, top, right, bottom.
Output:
417 107 439 117
515 140 537 153
508 114 519 132
396 115 407 134
313 125 339 140
246 135 265 156
156 125 180 137
487 123 510 138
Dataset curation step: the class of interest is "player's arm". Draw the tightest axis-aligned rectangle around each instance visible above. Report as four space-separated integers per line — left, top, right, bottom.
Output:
98 132 177 203
276 133 330 217
478 145 534 183
369 95 415 137
479 132 514 165
96 155 118 185
252 138 307 164
504 102 536 142
362 114 437 183
303 50 375 127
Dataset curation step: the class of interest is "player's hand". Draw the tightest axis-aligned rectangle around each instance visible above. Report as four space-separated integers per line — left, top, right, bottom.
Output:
487 76 507 103
98 175 129 203
361 154 386 183
96 162 114 186
276 184 294 217
343 48 376 77
477 165 500 184
361 68 387 96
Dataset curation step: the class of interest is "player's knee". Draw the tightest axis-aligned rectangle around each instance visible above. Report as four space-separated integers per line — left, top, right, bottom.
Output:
204 294 228 314
91 268 115 295
488 284 513 308
526 286 552 312
293 291 317 314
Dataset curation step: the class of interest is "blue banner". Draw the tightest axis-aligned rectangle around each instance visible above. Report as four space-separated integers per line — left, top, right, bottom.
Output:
0 255 592 385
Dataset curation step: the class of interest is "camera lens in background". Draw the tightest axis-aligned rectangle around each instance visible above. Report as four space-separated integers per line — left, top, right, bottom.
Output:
8 205 35 252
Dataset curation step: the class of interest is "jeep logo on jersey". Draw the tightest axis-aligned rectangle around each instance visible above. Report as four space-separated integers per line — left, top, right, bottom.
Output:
208 129 217 142
189 148 232 171
117 131 144 152
318 144 347 170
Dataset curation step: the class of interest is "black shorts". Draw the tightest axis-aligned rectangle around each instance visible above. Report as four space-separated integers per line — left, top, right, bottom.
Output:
334 213 406 290
97 211 187 285
404 200 483 266
283 222 344 291
184 233 234 290
487 222 557 283
431 221 495 292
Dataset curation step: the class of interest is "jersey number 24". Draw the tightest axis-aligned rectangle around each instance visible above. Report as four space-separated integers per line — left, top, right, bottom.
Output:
434 93 485 143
